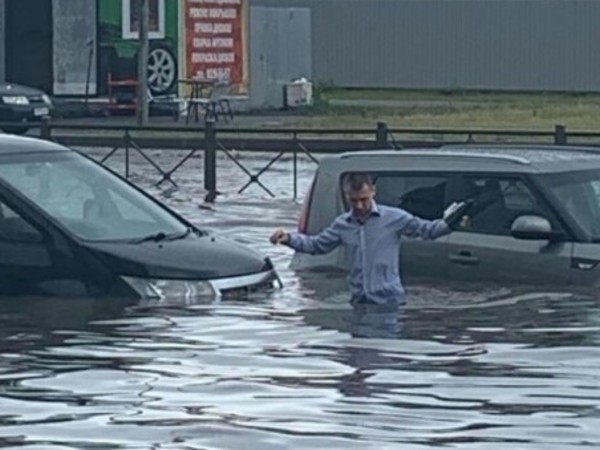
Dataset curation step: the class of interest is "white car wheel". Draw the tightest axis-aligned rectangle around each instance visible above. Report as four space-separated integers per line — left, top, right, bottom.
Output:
147 47 176 94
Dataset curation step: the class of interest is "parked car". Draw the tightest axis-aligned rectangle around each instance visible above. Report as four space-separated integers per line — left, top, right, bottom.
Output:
292 145 600 288
0 82 54 134
0 135 279 299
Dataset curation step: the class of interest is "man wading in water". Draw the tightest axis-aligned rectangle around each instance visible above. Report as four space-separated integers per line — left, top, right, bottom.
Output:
270 172 470 305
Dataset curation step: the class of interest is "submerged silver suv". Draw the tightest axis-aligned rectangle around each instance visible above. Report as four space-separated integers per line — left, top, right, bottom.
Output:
292 145 600 287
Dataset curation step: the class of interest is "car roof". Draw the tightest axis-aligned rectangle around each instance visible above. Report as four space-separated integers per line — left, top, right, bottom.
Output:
0 134 70 156
328 144 600 174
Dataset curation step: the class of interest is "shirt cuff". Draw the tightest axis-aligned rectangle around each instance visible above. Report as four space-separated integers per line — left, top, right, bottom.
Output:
286 232 300 248
441 219 452 233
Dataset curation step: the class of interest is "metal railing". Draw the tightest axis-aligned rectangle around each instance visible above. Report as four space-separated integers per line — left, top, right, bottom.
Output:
15 117 600 201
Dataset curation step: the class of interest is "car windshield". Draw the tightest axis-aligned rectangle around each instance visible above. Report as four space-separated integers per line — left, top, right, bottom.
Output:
0 151 188 242
541 169 600 241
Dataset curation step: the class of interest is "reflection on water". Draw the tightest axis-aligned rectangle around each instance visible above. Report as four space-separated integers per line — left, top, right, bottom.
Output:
1 150 600 449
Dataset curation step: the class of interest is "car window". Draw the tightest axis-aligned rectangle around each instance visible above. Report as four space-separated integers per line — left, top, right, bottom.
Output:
372 174 447 220
459 176 557 236
0 152 187 241
13 165 96 221
0 199 43 243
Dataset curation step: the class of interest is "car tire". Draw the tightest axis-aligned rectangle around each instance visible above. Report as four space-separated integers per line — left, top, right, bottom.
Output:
147 44 177 95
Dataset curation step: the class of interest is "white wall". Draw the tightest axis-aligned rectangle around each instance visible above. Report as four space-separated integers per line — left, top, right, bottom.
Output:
53 0 97 95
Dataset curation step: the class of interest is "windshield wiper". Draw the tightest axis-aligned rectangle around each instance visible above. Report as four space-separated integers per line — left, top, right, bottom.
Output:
164 227 193 241
130 232 169 244
130 228 195 244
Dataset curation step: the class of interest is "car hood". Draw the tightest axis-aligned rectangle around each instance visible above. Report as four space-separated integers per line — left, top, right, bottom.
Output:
84 233 270 280
0 82 45 96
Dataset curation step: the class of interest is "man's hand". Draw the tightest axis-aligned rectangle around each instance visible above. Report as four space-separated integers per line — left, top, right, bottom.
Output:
443 200 473 229
270 229 290 245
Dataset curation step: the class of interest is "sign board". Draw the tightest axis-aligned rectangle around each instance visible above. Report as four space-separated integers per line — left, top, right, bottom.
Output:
183 0 248 93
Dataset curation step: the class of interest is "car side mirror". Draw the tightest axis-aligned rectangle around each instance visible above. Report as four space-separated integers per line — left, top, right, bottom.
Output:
511 215 563 241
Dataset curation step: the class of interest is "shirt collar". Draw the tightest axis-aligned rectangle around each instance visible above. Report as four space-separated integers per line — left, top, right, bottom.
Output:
344 201 381 223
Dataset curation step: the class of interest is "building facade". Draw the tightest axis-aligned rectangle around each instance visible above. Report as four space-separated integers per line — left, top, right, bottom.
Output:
1 0 599 98
0 0 249 97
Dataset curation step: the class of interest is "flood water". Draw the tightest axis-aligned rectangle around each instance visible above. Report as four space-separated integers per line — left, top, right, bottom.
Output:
1 148 599 449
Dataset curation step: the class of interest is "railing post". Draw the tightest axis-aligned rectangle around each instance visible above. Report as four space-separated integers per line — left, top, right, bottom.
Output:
293 149 298 200
554 124 567 145
204 119 217 202
124 130 130 178
376 121 388 148
40 116 52 140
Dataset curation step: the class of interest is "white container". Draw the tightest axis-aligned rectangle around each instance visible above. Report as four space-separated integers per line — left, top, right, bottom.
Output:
285 78 313 108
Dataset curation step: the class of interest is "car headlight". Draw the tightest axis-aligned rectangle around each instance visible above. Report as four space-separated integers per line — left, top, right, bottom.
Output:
121 276 217 300
42 94 53 106
2 96 29 105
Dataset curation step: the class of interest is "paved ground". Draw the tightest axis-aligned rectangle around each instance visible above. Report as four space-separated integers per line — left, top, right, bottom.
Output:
51 97 314 129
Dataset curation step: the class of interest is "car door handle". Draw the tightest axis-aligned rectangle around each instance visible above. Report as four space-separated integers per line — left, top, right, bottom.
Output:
448 251 479 265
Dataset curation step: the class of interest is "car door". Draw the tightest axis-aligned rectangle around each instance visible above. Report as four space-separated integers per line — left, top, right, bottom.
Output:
373 172 452 282
543 170 600 287
445 174 573 285
0 194 95 297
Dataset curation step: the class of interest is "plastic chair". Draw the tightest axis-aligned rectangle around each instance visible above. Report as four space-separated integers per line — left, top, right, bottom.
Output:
205 81 234 122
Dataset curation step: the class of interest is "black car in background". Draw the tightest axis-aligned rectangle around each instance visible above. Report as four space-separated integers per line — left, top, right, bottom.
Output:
0 82 54 134
0 135 279 299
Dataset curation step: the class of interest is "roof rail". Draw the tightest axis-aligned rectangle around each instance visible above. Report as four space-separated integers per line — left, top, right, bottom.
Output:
341 150 530 165
440 143 600 154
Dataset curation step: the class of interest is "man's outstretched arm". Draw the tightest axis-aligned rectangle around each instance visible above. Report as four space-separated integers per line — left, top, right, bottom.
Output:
394 201 472 239
271 220 342 254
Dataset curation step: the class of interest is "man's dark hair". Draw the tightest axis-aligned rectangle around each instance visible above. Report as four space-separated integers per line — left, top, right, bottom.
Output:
342 172 374 192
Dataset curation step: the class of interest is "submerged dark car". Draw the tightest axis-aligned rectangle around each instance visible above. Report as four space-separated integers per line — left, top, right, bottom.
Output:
0 82 54 134
0 135 279 299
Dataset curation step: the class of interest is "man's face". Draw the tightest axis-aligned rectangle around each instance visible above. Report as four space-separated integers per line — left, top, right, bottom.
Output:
346 184 375 219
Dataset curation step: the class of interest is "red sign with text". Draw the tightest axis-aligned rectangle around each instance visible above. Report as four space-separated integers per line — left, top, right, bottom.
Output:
185 0 246 88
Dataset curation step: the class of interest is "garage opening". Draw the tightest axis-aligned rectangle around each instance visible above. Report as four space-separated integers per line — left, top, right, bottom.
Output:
5 0 53 93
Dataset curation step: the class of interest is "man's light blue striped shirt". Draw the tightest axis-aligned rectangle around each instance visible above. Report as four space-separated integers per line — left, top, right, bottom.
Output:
287 202 450 304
